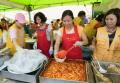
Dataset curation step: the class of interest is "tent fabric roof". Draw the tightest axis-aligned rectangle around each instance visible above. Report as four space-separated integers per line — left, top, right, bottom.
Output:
9 0 97 6
0 5 12 10
0 0 109 11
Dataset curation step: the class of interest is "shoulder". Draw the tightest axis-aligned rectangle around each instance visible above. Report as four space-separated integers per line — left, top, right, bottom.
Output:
97 27 105 31
9 24 17 35
116 27 120 33
74 17 81 23
76 25 83 34
56 27 64 37
74 17 81 20
74 25 84 37
47 24 52 31
96 27 106 38
76 25 83 30
59 27 64 32
117 27 120 30
9 24 16 31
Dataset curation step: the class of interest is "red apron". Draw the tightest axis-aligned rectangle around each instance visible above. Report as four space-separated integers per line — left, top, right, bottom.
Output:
62 25 83 59
37 24 51 58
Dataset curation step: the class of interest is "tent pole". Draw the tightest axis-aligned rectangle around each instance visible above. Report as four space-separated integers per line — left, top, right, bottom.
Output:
28 11 31 23
92 3 94 18
26 5 32 23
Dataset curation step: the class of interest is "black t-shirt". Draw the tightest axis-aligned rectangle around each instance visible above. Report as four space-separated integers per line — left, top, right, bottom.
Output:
108 31 116 46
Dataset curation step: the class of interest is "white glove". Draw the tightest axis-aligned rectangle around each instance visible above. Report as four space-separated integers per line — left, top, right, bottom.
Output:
74 41 82 47
49 47 53 55
33 42 37 49
89 45 95 51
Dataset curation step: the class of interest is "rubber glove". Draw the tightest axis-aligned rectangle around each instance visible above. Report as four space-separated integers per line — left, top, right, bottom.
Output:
33 42 37 50
49 46 53 55
89 45 95 51
74 41 82 47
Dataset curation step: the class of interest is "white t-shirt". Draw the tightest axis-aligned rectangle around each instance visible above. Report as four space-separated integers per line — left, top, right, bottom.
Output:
9 28 17 40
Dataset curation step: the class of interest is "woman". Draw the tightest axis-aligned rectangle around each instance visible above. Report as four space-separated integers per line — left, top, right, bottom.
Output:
93 8 120 62
54 10 88 59
6 13 25 55
0 18 8 48
33 12 53 58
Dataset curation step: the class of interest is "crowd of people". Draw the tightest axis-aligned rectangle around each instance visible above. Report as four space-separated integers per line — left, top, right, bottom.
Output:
0 8 120 62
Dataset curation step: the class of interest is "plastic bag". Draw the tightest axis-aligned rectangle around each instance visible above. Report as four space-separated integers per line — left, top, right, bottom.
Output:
7 49 48 74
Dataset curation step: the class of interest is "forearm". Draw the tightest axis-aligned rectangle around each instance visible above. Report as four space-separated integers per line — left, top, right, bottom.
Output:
80 40 88 46
54 41 60 55
91 37 96 48
81 31 88 46
50 30 53 47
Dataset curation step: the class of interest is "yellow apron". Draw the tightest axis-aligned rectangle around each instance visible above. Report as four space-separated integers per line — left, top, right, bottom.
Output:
0 29 2 37
74 17 84 27
94 27 120 62
6 24 25 56
84 19 98 43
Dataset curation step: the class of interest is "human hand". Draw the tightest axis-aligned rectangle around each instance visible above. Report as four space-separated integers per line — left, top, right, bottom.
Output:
89 45 95 51
74 41 82 47
33 42 37 49
49 46 53 55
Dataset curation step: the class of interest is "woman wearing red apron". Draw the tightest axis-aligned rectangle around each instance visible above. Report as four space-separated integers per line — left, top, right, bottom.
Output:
33 12 53 58
54 10 88 59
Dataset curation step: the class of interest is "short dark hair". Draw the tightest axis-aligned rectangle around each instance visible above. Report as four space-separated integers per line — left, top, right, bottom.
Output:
61 10 74 20
103 8 120 26
78 11 86 17
34 12 47 24
56 19 60 22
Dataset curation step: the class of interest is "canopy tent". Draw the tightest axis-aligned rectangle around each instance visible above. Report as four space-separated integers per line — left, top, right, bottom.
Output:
0 0 84 21
0 5 12 11
0 0 110 11
0 0 111 22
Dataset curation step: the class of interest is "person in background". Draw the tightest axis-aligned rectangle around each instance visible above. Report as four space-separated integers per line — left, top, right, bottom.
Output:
84 13 104 44
33 12 53 58
74 11 86 27
52 19 63 43
30 23 37 30
52 19 61 30
6 13 26 55
0 18 8 30
93 8 120 62
0 18 9 48
84 17 88 24
54 10 88 59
